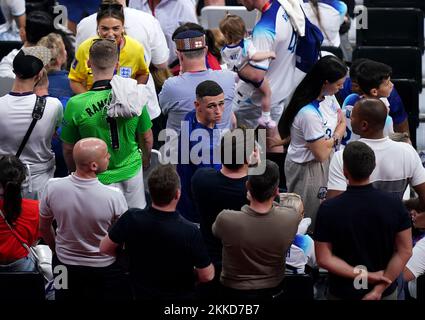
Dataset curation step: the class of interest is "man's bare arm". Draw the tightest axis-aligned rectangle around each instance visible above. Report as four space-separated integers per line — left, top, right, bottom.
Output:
363 228 412 300
138 129 153 169
393 119 409 135
62 142 76 172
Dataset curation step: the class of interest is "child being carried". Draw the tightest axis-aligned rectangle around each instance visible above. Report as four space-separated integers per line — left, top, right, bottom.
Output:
219 14 276 128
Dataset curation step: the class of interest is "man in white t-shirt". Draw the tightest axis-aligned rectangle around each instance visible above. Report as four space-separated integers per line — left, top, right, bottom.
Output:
0 0 25 41
39 138 130 300
75 0 169 120
0 46 63 199
327 98 425 212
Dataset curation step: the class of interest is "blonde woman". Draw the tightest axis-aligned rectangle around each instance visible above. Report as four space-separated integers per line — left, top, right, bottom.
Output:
37 33 73 104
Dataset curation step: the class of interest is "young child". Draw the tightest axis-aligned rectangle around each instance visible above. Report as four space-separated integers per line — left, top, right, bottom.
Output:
219 14 276 128
279 193 316 274
341 59 395 147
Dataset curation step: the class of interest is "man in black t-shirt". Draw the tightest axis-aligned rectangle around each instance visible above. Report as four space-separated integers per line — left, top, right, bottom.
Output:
192 129 255 268
192 129 259 298
100 164 214 300
315 141 412 300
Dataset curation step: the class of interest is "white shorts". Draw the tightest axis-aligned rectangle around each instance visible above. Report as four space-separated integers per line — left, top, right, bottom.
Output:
109 166 146 209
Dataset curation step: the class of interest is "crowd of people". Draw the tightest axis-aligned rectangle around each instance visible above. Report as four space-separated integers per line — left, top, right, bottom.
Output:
0 0 424 302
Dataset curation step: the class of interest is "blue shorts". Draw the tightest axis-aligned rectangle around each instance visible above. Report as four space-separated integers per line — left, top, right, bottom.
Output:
60 0 101 23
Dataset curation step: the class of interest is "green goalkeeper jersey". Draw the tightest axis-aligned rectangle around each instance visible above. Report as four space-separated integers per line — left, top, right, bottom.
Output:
61 85 152 184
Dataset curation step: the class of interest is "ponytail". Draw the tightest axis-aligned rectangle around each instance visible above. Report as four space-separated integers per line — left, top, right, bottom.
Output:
0 156 27 224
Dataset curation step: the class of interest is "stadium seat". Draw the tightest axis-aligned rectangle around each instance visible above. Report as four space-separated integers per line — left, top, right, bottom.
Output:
0 271 45 301
364 0 425 11
200 6 259 31
353 46 423 91
356 8 424 52
0 40 22 61
392 79 420 148
280 274 314 300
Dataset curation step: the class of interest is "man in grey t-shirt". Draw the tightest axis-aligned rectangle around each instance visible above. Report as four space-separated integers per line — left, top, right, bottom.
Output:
159 24 236 135
39 138 129 300
213 160 300 300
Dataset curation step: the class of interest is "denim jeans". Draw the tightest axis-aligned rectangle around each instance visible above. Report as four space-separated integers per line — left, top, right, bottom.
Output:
0 255 36 272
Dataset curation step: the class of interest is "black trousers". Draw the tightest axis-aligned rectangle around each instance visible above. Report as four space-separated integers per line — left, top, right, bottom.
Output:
52 255 131 300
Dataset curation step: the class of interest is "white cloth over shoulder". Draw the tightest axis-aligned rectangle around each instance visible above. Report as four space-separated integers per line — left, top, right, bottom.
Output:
277 0 306 36
108 75 150 118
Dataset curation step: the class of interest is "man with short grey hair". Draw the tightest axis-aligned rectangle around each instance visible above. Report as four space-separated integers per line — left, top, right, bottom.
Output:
159 23 236 136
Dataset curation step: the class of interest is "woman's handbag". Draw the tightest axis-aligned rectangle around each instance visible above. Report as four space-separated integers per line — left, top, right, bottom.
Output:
0 209 53 281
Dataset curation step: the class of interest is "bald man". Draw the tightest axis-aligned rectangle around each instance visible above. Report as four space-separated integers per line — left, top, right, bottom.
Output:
39 137 130 300
327 98 425 212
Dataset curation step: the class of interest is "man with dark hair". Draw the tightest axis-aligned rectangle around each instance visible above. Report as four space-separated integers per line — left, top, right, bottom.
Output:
213 160 300 300
100 164 214 300
176 80 225 222
61 39 153 209
343 141 376 180
159 23 235 136
327 98 425 214
0 10 54 79
192 129 255 282
315 141 412 300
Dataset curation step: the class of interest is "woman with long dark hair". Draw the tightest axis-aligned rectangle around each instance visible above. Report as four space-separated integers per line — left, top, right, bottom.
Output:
279 55 347 231
69 3 149 94
0 156 39 272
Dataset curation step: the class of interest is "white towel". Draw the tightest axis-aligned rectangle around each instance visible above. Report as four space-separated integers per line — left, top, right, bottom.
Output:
107 75 150 118
277 0 306 36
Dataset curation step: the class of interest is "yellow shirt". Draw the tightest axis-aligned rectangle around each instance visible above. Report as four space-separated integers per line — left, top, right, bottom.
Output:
69 35 149 89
